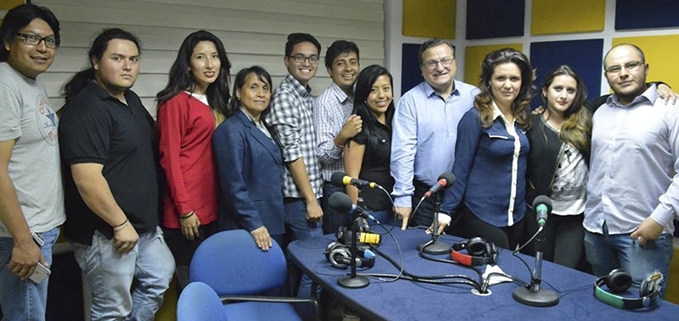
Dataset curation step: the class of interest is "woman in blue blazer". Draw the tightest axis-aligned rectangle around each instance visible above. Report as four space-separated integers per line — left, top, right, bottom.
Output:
213 66 285 251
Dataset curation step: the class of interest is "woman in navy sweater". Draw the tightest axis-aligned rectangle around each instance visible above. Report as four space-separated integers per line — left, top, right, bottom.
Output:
439 48 534 249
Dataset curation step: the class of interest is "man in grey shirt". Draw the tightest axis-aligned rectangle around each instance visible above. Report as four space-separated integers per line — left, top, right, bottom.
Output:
584 43 678 297
0 4 65 319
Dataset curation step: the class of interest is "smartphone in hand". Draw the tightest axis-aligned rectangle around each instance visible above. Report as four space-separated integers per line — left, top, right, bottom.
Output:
29 262 51 284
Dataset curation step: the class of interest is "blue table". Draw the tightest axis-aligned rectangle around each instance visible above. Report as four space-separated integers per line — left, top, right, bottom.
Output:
287 226 679 321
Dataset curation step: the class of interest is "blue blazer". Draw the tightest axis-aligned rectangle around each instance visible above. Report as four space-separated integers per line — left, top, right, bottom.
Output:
213 110 285 235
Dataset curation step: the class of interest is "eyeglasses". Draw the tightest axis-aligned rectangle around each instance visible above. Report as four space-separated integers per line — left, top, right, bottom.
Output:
15 32 59 49
605 60 644 74
424 57 454 69
289 54 319 64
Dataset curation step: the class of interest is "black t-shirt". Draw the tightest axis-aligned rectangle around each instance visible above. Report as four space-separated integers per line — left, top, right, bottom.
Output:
352 112 394 211
59 81 159 245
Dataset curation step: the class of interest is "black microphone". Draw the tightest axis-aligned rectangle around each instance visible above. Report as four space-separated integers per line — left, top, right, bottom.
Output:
532 195 553 228
328 192 376 222
330 172 378 189
424 172 455 198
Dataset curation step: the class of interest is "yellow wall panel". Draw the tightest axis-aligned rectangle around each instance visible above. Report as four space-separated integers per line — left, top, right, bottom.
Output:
403 0 456 39
1 0 25 11
464 44 523 86
612 35 679 89
532 0 605 35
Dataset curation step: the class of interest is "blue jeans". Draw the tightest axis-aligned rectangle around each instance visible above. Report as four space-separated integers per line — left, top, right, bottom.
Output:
584 223 673 297
0 227 59 321
72 226 175 321
283 197 323 300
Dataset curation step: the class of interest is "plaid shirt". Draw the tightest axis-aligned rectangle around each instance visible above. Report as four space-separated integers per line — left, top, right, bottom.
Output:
267 75 323 199
313 82 353 182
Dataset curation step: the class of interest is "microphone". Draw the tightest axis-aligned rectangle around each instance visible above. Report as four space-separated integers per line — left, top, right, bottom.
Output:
532 195 553 228
330 172 378 189
328 192 376 222
424 172 455 198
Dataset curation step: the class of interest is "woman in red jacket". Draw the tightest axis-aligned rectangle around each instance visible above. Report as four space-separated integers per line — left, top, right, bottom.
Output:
156 30 231 267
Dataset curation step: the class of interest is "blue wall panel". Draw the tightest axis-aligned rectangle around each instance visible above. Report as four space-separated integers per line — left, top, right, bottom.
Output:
615 0 679 30
467 0 525 39
529 39 604 109
401 43 423 95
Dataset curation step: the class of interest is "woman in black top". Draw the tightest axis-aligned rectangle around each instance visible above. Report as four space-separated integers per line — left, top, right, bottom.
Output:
525 65 591 269
344 65 395 224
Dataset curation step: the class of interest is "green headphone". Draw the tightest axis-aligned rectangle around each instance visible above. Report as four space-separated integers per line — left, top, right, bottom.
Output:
593 269 663 309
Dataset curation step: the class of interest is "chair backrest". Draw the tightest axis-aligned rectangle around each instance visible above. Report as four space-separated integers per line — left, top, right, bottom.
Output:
177 282 227 321
189 229 288 295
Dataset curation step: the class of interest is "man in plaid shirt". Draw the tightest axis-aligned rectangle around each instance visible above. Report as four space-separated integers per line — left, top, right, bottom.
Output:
313 40 362 234
266 32 323 300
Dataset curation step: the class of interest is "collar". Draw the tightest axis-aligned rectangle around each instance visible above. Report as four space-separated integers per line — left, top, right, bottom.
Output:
607 83 657 108
1 62 37 83
328 81 352 104
492 100 514 125
239 107 260 125
87 79 132 103
424 80 459 99
284 74 312 96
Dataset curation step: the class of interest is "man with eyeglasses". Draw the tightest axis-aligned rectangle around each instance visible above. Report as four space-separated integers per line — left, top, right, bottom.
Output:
0 4 65 320
391 38 479 230
584 43 678 297
266 33 323 302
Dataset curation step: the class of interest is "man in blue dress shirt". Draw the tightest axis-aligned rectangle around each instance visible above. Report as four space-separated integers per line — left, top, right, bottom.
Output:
391 38 479 229
584 44 678 297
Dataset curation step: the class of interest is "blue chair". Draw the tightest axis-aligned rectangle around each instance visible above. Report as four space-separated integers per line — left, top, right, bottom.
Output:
177 282 227 321
188 229 319 321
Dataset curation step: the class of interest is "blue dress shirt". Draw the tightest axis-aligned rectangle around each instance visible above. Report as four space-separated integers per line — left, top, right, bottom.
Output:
440 106 529 227
584 85 679 235
390 80 479 207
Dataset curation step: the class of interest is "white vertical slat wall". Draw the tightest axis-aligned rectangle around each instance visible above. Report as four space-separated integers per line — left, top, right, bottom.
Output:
34 0 385 117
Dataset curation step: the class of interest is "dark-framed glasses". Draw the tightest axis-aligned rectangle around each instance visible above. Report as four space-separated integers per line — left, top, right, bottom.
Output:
424 57 454 69
289 54 319 64
15 32 59 49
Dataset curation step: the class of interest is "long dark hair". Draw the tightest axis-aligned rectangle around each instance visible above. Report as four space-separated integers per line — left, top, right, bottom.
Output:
475 48 534 130
350 65 395 149
540 65 591 153
226 66 273 120
62 28 140 104
156 30 231 123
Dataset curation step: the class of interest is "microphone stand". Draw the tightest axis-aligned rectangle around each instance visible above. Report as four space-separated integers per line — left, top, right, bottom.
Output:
337 215 370 288
417 192 450 255
512 227 559 307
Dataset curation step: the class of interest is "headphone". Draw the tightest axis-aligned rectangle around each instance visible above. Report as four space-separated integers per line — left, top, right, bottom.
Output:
594 269 663 309
324 241 375 269
450 237 498 267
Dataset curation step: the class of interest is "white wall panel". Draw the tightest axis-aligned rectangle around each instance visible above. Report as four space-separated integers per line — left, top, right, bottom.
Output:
35 0 385 117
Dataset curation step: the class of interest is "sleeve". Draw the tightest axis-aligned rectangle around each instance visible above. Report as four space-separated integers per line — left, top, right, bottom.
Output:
212 123 264 231
313 96 343 164
157 96 193 215
267 89 302 162
0 82 22 141
352 127 368 145
59 106 111 165
650 104 679 227
440 110 482 215
390 94 418 207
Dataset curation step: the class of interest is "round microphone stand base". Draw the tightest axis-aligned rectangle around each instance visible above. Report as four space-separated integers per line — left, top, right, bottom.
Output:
417 240 451 255
512 286 559 307
338 275 369 289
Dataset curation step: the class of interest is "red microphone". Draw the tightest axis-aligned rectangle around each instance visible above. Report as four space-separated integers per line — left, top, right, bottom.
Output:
424 172 455 198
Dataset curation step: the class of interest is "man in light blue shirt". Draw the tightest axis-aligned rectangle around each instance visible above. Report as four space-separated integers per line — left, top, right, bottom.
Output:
391 38 479 229
584 44 678 296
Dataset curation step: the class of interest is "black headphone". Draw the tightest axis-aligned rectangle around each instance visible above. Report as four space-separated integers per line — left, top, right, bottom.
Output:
593 269 663 309
450 237 498 266
324 241 375 269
